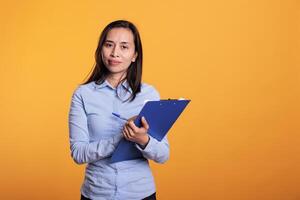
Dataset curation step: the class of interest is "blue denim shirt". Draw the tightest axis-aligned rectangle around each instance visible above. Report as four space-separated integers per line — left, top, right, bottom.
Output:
68 80 170 200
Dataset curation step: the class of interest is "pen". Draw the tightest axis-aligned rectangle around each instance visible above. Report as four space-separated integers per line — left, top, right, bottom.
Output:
112 112 128 121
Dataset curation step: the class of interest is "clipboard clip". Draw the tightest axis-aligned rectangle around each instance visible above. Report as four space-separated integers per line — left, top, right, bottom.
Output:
167 98 185 100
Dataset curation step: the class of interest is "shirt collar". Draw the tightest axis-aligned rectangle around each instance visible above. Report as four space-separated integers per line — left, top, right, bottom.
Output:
121 80 133 94
93 80 133 94
93 80 109 89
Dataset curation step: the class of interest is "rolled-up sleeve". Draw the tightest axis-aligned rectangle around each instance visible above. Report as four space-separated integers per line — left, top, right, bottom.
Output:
68 87 122 164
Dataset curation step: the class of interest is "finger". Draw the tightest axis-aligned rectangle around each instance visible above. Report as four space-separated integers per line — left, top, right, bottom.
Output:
125 125 135 137
122 129 128 139
123 129 132 140
141 116 149 130
123 126 131 138
122 126 127 134
128 121 139 133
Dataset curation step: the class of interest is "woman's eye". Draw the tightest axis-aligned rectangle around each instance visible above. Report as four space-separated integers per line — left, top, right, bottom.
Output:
104 43 113 47
121 46 128 49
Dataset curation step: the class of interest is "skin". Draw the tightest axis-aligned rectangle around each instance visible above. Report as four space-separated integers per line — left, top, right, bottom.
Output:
102 27 137 88
101 28 150 147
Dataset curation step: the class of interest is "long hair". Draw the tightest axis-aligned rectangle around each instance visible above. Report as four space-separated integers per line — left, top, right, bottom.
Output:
83 20 143 102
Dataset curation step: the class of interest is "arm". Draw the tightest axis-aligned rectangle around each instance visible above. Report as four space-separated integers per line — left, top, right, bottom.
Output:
68 87 122 164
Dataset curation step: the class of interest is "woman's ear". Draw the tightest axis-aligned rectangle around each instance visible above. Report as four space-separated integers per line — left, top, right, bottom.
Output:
132 52 138 62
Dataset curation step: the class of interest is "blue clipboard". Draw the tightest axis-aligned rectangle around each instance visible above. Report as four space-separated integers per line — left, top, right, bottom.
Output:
111 99 191 163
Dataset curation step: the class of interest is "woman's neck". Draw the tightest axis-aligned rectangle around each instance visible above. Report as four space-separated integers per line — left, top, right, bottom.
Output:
106 73 126 88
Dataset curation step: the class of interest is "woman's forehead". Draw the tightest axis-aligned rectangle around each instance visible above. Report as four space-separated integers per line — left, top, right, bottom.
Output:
106 28 134 43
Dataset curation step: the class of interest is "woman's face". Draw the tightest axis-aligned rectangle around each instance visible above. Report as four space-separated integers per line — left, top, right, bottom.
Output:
101 28 137 77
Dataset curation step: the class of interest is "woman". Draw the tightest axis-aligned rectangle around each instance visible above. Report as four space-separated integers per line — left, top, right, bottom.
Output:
68 20 170 200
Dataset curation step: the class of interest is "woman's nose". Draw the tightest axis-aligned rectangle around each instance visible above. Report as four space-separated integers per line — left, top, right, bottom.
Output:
110 46 119 57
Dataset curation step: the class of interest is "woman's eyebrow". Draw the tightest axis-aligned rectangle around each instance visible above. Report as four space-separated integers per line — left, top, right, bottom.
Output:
120 41 129 44
105 40 130 44
104 40 114 43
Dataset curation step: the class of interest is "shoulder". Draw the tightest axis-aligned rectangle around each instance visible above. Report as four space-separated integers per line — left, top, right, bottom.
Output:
71 81 96 97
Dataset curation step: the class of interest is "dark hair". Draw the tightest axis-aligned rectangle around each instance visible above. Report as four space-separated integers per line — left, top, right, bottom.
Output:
83 20 143 102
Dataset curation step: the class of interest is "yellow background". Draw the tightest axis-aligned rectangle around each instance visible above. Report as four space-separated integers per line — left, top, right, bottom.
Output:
1 0 299 199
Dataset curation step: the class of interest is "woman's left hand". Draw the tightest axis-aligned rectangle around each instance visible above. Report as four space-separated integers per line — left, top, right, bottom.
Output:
122 116 150 148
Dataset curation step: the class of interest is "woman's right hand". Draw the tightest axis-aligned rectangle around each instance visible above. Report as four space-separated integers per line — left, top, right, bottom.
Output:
122 116 150 148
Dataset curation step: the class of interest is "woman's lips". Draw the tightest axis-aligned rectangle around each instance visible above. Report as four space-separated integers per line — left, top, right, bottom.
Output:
108 60 122 65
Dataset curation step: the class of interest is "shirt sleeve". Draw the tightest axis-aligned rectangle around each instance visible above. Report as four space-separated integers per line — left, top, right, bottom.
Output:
136 135 170 164
135 85 170 164
68 86 122 165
